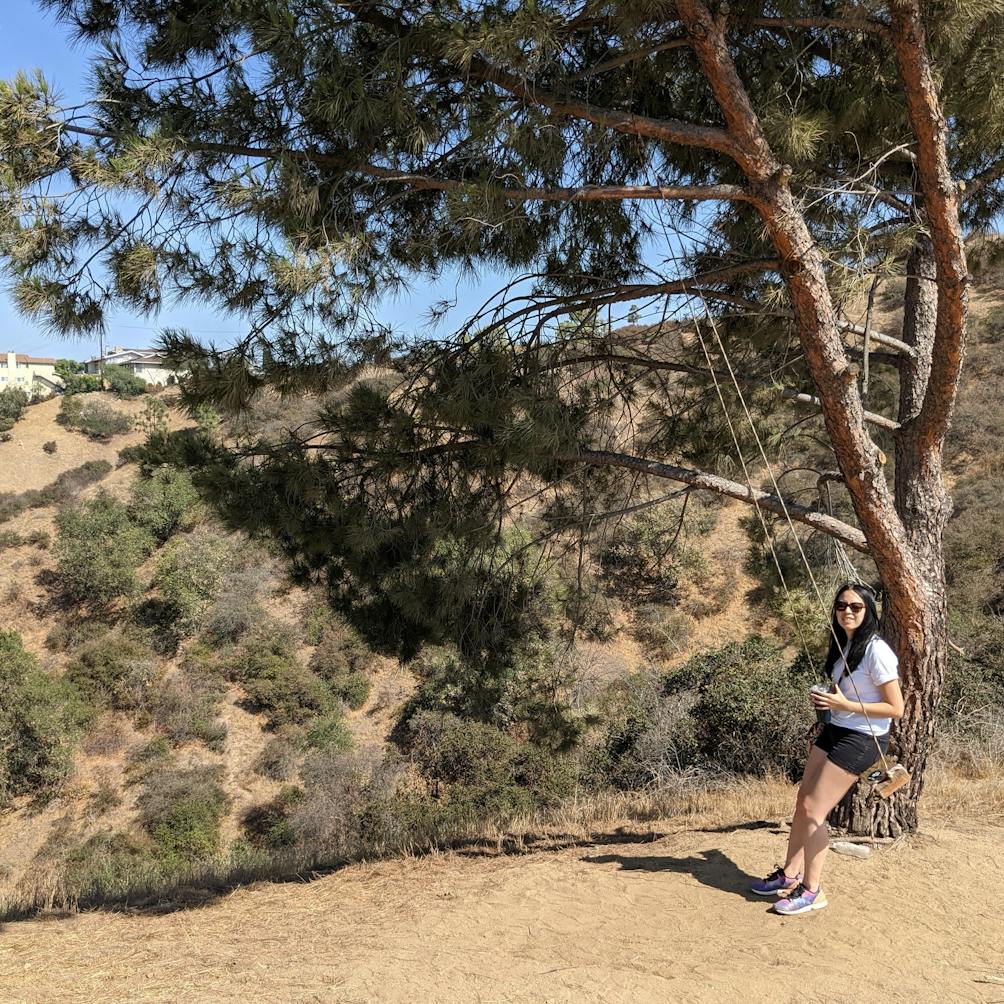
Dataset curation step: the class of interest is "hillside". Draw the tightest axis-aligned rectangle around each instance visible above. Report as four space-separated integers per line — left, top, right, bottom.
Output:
0 266 1002 1000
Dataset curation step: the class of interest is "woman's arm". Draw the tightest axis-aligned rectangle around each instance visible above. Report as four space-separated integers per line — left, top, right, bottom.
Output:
811 679 905 720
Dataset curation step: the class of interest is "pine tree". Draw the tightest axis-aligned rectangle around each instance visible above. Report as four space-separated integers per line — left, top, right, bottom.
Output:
2 1 1002 834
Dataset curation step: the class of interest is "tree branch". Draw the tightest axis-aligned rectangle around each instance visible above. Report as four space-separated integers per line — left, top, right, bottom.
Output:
353 165 753 204
569 36 690 79
469 259 780 339
742 16 892 39
964 157 1004 198
555 449 869 553
60 125 751 204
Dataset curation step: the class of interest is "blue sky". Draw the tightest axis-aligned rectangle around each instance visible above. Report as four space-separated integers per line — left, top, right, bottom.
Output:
0 2 504 360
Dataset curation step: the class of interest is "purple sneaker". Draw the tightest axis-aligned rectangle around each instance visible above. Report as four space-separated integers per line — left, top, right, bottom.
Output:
774 883 828 915
750 866 801 897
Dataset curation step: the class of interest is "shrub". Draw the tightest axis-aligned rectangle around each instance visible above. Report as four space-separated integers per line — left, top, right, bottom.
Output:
65 631 160 711
136 397 168 438
26 529 50 548
0 386 29 432
125 737 172 779
59 396 132 439
201 568 269 644
0 631 90 804
291 749 407 853
137 765 229 866
555 572 617 642
254 730 302 780
630 605 693 661
407 710 577 817
62 372 102 394
103 364 147 398
153 528 237 632
241 787 304 849
45 619 107 653
128 467 200 542
304 712 354 753
595 638 817 786
230 631 337 728
309 620 372 709
144 669 227 750
53 831 160 904
55 492 154 605
42 440 57 454
0 530 23 551
687 638 815 777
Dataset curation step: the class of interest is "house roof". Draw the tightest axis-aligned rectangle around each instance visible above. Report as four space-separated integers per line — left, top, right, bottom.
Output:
10 354 58 365
83 348 170 366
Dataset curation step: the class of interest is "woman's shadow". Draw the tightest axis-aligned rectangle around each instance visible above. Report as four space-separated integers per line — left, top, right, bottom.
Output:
583 830 778 904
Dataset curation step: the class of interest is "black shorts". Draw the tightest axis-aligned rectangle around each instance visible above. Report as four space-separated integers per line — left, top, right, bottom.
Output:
814 723 889 776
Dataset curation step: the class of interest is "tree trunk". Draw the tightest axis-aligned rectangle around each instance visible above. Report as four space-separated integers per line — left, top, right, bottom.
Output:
830 237 951 836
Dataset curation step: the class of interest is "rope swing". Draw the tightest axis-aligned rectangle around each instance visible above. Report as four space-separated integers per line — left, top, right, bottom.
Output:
688 293 910 801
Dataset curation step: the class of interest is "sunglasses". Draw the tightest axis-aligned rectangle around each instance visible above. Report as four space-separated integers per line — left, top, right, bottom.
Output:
835 601 865 613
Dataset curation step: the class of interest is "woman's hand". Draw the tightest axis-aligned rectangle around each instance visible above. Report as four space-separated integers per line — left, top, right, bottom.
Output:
810 685 852 714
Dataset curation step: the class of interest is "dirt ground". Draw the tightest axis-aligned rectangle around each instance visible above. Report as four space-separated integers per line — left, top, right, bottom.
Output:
1 817 1001 1004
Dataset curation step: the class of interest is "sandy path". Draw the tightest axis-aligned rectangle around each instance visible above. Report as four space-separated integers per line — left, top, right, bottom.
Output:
1 819 1001 1003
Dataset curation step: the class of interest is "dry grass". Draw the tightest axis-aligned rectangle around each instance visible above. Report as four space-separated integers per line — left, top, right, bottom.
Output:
10 755 1000 923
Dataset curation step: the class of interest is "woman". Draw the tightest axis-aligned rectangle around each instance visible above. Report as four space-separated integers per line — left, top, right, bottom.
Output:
750 582 904 915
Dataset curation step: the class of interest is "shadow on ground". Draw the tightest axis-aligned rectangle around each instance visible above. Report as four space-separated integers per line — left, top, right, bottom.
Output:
583 845 771 903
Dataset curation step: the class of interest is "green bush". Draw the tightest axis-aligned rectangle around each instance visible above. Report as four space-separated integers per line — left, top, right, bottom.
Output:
0 386 29 432
0 530 22 551
594 638 817 787
630 604 693 661
227 628 336 727
42 440 57 454
128 467 200 542
59 396 132 439
687 638 815 777
103 363 147 398
241 786 304 849
254 730 302 780
54 491 154 605
65 631 159 711
309 620 372 709
137 765 229 866
136 396 169 438
407 710 577 817
153 528 237 631
54 831 158 904
304 712 354 753
44 619 106 653
0 631 90 804
595 499 716 604
62 373 102 394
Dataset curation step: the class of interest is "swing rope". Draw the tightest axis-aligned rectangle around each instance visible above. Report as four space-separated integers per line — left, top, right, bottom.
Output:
643 201 896 784
687 297 893 777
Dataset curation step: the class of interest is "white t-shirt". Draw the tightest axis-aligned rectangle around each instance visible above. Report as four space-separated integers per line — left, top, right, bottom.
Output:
830 636 899 736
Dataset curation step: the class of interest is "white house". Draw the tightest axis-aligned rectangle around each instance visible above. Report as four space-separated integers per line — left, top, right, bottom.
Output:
83 347 180 386
0 352 62 395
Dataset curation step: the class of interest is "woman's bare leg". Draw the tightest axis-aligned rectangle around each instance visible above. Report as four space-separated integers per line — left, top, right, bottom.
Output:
782 744 828 877
800 758 859 890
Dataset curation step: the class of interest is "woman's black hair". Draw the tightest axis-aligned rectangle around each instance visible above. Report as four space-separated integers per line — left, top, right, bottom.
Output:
823 582 881 678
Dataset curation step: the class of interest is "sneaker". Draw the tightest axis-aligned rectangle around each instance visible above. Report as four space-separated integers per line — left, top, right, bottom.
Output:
750 866 802 897
774 883 828 915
